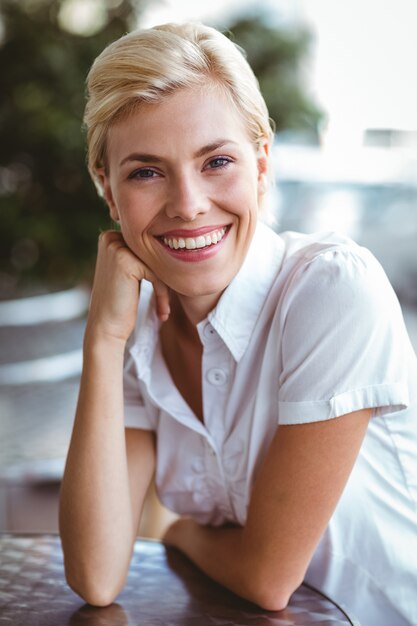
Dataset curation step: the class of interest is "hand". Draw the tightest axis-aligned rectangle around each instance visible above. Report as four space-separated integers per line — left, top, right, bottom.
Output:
86 230 170 344
163 517 196 553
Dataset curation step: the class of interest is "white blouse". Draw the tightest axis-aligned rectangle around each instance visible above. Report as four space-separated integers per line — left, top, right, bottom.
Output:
124 221 417 626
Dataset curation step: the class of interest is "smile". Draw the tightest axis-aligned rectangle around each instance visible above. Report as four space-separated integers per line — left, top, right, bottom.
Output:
161 227 227 251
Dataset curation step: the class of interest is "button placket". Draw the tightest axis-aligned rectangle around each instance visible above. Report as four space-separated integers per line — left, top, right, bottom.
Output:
191 442 221 507
201 341 232 445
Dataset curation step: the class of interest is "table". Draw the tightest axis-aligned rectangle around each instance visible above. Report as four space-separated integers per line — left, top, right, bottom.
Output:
0 534 360 625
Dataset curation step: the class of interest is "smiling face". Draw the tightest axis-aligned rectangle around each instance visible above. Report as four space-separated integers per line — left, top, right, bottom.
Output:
100 84 268 305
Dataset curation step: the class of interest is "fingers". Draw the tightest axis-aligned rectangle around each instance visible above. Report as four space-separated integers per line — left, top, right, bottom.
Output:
153 280 171 322
139 266 171 322
101 231 171 323
98 229 125 248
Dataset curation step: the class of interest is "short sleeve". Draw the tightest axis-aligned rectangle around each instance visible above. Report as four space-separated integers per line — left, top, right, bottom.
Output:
123 349 156 430
278 245 410 424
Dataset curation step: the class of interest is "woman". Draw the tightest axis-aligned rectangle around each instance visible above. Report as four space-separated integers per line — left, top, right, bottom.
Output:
59 22 417 625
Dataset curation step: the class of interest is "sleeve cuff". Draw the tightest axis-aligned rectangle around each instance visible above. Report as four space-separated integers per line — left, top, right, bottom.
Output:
278 381 409 425
124 405 155 430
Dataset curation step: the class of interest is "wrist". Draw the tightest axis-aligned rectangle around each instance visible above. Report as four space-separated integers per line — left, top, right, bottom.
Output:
83 325 127 356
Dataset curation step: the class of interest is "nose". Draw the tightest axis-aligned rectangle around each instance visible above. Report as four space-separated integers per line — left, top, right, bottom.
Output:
164 173 210 221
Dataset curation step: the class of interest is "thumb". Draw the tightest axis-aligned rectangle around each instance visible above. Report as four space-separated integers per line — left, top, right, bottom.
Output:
138 265 170 322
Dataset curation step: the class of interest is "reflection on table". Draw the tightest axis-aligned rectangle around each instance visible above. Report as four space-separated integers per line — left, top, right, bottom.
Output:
0 534 360 625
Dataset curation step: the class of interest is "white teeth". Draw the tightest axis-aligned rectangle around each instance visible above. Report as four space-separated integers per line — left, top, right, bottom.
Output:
162 227 227 251
185 238 196 250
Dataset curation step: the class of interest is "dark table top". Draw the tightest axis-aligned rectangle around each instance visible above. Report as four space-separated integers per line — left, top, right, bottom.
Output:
0 533 359 626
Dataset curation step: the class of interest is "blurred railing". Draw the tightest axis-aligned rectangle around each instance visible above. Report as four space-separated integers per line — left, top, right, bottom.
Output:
271 140 417 317
0 288 87 531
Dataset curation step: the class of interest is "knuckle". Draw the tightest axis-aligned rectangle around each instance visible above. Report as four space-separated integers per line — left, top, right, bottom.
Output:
99 230 121 245
98 231 113 248
108 239 121 252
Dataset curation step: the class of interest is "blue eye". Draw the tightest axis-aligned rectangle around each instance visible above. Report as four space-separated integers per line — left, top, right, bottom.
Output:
207 157 231 169
128 168 158 180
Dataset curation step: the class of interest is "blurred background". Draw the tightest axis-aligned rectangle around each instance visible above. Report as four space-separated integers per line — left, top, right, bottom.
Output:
1 0 416 537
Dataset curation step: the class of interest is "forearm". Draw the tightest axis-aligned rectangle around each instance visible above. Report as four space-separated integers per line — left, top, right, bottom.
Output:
165 519 284 609
182 522 245 590
59 333 134 600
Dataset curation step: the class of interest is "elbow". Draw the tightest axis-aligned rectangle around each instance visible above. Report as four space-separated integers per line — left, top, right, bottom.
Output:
244 567 302 612
78 588 118 608
249 585 291 612
256 592 291 613
60 538 131 607
64 568 124 607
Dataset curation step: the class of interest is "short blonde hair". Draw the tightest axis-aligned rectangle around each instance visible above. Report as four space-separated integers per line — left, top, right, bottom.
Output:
84 22 274 194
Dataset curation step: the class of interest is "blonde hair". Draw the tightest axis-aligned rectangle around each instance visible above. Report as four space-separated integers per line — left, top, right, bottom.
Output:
84 22 274 194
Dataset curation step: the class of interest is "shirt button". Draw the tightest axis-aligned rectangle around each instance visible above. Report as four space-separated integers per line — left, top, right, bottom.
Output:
192 458 205 473
206 368 228 386
203 323 215 338
193 492 205 505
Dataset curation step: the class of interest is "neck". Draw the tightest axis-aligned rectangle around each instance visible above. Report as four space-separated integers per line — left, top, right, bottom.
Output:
170 290 223 328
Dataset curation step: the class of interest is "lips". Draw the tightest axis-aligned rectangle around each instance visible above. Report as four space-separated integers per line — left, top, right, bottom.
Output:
155 225 230 262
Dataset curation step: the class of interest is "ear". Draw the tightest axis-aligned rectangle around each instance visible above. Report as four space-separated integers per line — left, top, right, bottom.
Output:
257 141 269 197
95 168 120 222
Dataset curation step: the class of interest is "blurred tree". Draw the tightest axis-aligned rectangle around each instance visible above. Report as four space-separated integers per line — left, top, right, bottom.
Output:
0 2 322 298
225 16 322 138
0 0 142 297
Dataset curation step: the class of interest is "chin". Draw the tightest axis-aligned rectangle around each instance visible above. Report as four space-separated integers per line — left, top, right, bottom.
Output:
171 276 230 300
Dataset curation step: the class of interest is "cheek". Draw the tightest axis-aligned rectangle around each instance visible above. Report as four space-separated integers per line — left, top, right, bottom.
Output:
219 164 256 195
115 189 160 230
114 200 150 247
222 175 259 216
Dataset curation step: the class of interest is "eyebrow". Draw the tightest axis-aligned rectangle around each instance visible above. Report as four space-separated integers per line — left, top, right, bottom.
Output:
194 139 237 159
119 139 237 168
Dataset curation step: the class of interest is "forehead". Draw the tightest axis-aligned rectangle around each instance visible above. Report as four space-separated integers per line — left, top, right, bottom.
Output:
106 85 252 162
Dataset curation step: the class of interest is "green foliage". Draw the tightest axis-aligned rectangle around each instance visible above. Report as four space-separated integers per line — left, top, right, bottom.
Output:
0 0 139 297
0 3 321 297
225 16 323 136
